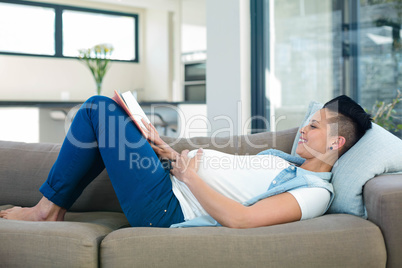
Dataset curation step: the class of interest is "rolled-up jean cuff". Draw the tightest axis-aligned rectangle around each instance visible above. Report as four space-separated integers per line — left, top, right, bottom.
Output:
39 182 74 209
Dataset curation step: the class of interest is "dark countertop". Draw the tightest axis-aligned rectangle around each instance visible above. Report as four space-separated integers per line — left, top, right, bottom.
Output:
0 100 205 108
0 101 84 108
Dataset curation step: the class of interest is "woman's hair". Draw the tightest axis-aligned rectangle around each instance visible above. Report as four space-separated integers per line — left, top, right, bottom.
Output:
323 95 372 154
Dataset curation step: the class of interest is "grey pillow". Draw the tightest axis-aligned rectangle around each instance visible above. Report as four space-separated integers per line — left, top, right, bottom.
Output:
328 123 402 218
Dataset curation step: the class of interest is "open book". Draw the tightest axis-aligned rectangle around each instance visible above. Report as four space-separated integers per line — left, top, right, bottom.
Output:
112 90 151 138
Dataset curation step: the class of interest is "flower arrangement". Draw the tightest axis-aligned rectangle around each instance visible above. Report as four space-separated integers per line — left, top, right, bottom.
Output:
78 44 114 95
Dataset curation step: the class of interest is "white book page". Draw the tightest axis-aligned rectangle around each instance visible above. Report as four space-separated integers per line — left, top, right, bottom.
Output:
121 91 150 129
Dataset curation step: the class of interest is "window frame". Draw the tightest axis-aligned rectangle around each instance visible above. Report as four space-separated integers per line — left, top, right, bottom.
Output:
0 0 139 62
250 0 269 133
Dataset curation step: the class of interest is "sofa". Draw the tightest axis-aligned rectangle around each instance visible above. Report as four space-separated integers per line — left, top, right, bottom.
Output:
0 127 401 268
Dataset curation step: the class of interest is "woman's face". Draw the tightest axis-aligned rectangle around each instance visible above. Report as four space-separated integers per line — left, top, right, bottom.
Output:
296 108 337 159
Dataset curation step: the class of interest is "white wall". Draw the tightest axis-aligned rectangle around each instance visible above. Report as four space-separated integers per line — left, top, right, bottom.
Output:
0 0 146 101
142 9 171 101
206 0 251 137
0 0 208 103
181 0 206 53
182 0 206 26
0 55 145 101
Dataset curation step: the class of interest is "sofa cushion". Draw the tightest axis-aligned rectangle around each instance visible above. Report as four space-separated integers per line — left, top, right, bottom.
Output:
0 205 129 268
100 214 386 268
290 101 402 218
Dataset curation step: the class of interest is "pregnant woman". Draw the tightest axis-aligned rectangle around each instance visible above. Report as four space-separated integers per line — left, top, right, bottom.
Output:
0 95 372 228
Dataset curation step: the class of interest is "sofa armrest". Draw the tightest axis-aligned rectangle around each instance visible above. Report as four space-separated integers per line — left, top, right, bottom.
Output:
364 174 402 268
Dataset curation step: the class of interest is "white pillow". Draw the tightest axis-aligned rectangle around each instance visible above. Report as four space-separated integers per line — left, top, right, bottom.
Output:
292 101 402 218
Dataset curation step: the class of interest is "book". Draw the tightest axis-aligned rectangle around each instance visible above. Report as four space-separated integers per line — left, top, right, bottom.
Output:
112 90 151 138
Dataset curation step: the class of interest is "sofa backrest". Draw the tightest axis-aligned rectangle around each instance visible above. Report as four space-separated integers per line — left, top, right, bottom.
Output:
0 141 122 212
0 127 297 212
165 127 297 155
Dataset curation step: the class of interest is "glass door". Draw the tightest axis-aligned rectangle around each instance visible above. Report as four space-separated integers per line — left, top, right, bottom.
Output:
358 0 402 137
267 0 341 131
255 0 401 137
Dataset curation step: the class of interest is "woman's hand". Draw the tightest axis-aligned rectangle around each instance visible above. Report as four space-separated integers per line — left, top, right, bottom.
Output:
141 118 179 160
171 148 203 184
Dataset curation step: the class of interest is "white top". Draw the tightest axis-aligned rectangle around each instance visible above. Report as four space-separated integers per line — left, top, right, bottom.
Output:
171 149 330 222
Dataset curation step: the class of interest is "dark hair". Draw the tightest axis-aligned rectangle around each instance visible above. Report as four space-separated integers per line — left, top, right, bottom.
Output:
323 95 372 154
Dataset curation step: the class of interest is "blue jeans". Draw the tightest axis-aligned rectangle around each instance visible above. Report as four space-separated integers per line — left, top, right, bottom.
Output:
39 96 184 227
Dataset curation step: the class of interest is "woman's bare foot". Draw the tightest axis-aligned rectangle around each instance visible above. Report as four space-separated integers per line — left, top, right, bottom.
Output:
0 197 66 222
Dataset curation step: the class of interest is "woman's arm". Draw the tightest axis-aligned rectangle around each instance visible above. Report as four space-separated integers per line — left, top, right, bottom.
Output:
142 119 179 161
171 149 302 228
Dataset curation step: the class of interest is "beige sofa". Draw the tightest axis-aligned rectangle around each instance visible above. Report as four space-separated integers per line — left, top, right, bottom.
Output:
0 127 401 268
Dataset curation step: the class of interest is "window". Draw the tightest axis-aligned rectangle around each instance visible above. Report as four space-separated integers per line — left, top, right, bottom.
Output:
63 10 136 60
0 2 55 55
0 0 138 62
251 0 402 138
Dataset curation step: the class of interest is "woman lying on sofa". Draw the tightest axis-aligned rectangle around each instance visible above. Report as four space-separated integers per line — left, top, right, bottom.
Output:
0 95 372 228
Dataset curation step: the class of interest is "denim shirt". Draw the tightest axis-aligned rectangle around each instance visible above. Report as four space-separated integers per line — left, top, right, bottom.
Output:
170 149 334 228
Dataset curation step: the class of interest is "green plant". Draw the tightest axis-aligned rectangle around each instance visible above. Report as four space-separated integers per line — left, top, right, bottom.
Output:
368 90 402 133
78 44 114 95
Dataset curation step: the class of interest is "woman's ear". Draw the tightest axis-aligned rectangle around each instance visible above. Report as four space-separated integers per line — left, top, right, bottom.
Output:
331 136 346 150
